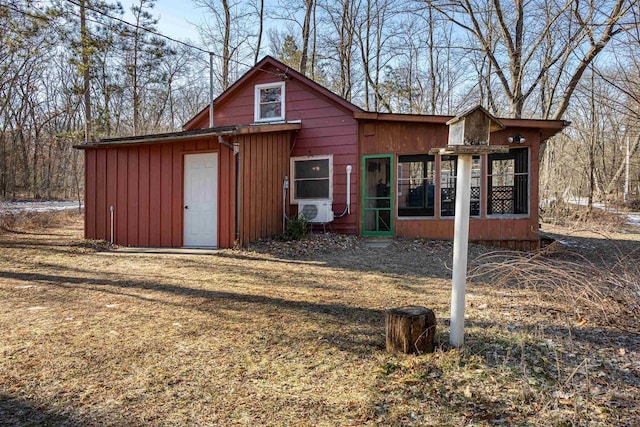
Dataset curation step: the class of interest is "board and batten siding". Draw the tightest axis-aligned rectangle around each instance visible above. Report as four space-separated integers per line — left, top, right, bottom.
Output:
237 132 291 244
359 120 541 249
190 66 359 235
84 138 237 248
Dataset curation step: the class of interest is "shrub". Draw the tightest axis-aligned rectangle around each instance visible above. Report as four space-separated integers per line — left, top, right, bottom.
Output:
278 215 309 241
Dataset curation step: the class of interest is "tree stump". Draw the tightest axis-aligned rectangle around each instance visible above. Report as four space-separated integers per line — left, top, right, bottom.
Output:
385 306 436 354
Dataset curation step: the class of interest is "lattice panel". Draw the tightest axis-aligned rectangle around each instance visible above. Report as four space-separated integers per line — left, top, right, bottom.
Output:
490 186 514 214
470 187 480 199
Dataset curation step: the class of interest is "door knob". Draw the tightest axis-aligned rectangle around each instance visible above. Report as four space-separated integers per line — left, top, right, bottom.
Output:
184 206 189 209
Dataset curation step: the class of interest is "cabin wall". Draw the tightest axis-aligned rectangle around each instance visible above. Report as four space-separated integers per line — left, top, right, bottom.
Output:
192 65 359 234
237 132 291 245
83 137 237 248
360 121 542 247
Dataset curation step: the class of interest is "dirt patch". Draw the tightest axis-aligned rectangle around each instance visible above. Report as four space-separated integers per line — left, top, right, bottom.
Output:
0 217 638 426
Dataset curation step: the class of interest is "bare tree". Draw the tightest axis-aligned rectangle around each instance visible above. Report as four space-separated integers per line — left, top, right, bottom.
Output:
427 0 638 119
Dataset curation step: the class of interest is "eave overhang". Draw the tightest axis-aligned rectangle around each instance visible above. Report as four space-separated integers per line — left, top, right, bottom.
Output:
74 122 302 149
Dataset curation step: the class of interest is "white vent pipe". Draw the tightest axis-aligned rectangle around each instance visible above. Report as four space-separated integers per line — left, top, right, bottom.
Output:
109 205 115 244
346 165 352 214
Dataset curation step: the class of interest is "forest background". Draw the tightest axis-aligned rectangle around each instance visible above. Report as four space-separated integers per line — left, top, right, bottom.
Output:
1 0 639 209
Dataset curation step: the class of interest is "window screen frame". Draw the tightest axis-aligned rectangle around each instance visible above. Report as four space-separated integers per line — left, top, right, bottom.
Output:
487 147 529 216
439 155 482 217
290 155 333 203
397 154 436 218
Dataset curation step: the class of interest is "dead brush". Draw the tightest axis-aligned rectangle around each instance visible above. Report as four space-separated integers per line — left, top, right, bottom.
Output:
541 200 627 231
0 209 82 233
468 244 640 334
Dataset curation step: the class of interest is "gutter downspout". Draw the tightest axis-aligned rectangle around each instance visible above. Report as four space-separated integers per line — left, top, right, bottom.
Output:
219 136 241 244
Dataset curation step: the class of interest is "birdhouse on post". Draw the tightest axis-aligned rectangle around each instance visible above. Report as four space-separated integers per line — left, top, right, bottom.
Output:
430 106 508 348
446 106 504 147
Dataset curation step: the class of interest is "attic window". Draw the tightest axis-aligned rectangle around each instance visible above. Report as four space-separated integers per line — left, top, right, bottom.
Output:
255 82 285 122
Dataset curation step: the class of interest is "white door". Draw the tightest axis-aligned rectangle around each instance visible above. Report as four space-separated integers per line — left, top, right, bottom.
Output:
184 152 218 247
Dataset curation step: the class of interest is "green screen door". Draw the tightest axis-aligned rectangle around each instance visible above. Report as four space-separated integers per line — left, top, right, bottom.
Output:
362 155 394 236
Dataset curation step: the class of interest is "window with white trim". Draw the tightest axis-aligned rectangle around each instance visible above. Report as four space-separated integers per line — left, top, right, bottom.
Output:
290 155 333 201
488 148 528 215
254 82 285 122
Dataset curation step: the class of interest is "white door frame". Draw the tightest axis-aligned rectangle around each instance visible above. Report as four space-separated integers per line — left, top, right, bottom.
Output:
183 152 218 247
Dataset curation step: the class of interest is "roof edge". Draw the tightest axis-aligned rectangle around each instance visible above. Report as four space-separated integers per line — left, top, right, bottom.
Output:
74 122 302 149
354 112 452 124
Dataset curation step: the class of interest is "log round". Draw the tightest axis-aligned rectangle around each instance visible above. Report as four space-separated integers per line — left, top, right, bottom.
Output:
385 306 436 355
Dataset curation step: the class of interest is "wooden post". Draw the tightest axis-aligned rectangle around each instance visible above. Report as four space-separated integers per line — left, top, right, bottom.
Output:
385 306 436 354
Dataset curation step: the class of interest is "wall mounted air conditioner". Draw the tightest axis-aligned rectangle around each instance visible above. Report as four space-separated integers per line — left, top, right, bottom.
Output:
297 199 334 223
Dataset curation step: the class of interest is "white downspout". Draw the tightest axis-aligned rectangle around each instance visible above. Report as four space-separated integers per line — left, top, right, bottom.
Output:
283 176 289 232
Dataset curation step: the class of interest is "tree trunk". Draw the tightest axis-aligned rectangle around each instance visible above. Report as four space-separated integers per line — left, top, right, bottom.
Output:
80 0 92 142
299 0 313 75
385 306 436 354
254 0 264 64
222 0 231 90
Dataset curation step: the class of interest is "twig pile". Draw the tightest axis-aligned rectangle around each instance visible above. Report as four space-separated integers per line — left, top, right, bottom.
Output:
468 244 640 334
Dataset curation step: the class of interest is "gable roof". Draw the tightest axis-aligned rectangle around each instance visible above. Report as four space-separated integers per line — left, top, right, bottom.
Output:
183 56 363 131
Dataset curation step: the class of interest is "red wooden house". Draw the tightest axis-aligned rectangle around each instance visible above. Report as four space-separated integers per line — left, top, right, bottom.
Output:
77 56 567 250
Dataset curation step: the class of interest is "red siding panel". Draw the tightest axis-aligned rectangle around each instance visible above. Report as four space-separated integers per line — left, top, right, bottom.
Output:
236 132 291 245
138 145 150 246
218 143 233 248
116 149 128 245
95 149 107 240
106 150 118 243
127 147 139 247
149 144 162 246
160 144 173 247
171 142 183 247
84 136 240 248
85 150 96 239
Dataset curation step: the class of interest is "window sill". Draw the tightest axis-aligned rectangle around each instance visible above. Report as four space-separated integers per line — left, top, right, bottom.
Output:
397 216 436 220
252 118 286 124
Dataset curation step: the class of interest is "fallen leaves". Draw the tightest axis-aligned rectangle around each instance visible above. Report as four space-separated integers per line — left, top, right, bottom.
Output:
0 217 638 426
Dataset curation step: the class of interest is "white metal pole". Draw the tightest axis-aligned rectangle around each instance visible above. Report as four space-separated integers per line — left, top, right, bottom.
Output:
450 154 473 347
209 52 214 128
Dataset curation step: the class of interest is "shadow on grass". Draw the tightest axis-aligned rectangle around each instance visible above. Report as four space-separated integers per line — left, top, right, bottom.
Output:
0 393 74 426
0 269 386 355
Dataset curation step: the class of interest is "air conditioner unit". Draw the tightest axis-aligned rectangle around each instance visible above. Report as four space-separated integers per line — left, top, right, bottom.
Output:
297 199 334 223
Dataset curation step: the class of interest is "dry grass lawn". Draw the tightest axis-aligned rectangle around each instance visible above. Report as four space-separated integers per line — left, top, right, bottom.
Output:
0 212 638 426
